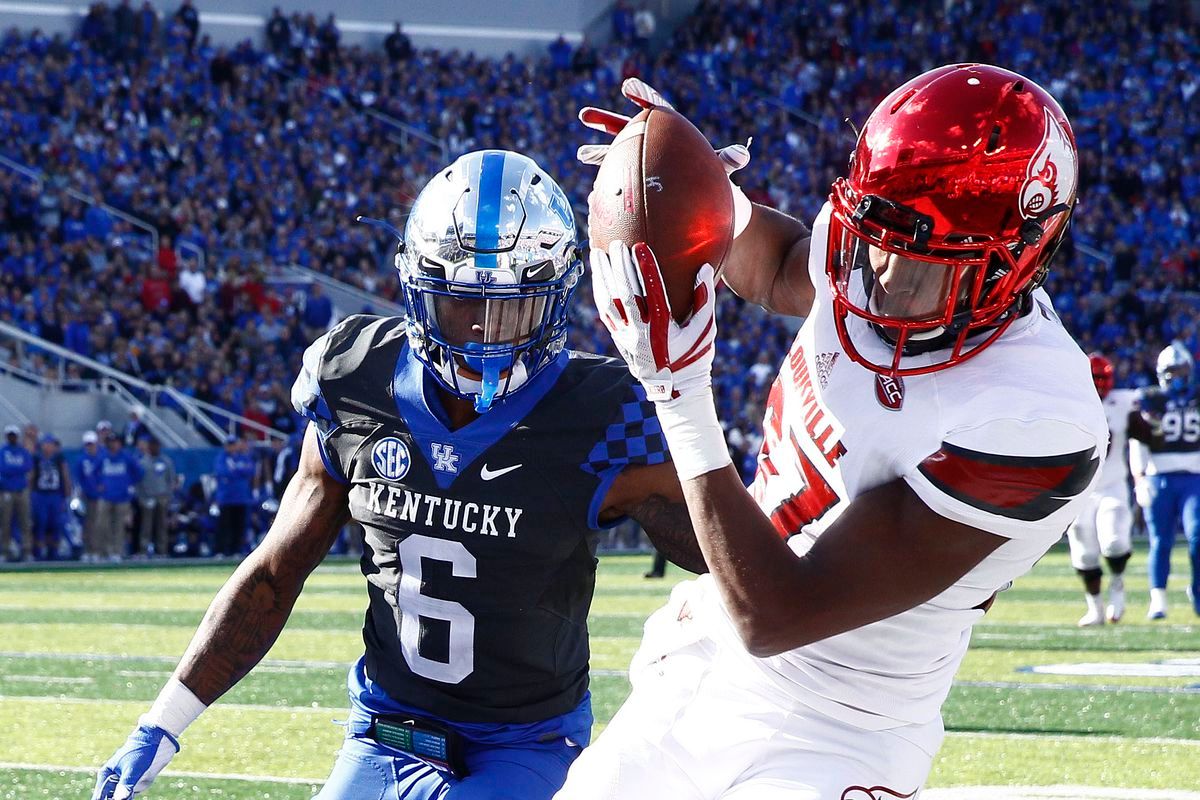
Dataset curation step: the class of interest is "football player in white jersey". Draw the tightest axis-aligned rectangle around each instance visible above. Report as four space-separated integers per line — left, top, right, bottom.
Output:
558 67 1107 800
1066 353 1137 625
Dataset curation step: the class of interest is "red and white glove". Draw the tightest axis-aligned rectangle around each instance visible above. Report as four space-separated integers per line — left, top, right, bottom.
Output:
577 77 754 240
591 240 731 480
591 240 716 402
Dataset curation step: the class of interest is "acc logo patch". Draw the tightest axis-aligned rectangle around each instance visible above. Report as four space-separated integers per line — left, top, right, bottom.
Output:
875 374 905 411
371 437 411 481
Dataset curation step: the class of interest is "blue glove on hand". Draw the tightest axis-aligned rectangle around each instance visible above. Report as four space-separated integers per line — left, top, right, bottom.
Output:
93 723 180 800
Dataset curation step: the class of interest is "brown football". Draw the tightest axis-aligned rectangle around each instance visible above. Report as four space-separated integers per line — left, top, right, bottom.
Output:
588 107 734 322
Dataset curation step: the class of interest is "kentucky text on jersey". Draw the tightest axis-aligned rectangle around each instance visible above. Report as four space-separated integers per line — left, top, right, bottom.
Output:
361 481 524 538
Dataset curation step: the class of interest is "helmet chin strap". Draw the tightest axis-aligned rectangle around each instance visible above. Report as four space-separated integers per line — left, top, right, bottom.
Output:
435 345 530 413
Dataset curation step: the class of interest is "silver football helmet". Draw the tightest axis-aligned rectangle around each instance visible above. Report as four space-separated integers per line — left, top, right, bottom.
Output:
397 150 581 412
1156 341 1194 394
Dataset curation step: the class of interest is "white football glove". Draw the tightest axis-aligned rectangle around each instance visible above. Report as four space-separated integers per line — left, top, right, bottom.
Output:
591 240 716 403
93 724 179 800
1134 479 1152 510
577 77 754 239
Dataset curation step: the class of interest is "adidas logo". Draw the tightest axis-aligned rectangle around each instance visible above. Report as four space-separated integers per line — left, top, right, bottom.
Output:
815 352 839 389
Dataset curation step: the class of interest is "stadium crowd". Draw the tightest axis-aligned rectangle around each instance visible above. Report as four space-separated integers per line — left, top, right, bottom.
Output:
0 0 1197 557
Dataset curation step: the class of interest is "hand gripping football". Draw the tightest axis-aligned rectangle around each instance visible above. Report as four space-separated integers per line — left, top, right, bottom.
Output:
588 106 734 322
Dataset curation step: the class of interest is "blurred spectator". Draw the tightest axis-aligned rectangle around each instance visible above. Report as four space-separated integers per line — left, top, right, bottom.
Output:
173 0 199 49
266 7 290 55
95 433 144 560
0 424 33 561
212 433 257 556
273 429 303 498
122 406 151 447
384 21 412 62
21 423 38 454
633 3 656 48
140 266 172 314
178 261 208 306
137 437 177 557
302 283 333 338
549 35 572 71
31 434 71 559
74 430 104 561
242 385 275 438
612 0 635 43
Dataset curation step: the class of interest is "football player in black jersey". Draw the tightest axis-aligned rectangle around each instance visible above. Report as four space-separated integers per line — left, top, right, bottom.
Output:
94 150 705 800
1129 341 1200 619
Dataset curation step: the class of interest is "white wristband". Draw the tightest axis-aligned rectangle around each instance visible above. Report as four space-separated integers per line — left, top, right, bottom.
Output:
656 389 732 481
731 181 753 239
140 677 208 738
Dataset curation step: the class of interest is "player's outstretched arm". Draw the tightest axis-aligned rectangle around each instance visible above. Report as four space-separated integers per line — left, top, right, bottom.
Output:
601 461 707 574
720 204 816 318
174 424 350 701
679 466 1003 656
93 424 349 800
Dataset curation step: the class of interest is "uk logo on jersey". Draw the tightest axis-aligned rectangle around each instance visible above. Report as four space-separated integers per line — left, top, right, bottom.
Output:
371 437 411 481
431 443 460 474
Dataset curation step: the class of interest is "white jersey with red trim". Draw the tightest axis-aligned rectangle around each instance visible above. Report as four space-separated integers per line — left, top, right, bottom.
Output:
695 202 1107 730
1094 389 1136 496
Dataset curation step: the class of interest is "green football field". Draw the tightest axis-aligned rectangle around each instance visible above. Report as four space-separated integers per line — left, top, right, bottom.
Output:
1 545 1198 799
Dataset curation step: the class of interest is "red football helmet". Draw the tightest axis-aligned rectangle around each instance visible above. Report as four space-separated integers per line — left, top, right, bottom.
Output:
1089 353 1114 398
826 64 1078 376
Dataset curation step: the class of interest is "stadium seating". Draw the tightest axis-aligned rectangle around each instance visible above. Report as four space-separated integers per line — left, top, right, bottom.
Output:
0 0 1195 490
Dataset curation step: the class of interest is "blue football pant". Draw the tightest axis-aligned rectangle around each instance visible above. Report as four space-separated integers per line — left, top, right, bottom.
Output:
314 732 581 800
31 492 64 554
1144 473 1200 600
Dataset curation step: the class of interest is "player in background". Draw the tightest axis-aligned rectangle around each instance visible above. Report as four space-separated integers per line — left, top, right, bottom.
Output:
1129 341 1200 619
93 150 704 800
559 68 1106 799
1066 353 1137 625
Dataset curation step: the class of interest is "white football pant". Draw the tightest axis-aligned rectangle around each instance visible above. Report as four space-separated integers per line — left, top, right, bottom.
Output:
1067 492 1133 570
555 590 942 800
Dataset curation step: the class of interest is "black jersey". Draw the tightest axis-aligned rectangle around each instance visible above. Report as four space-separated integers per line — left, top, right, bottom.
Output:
1130 387 1200 452
292 315 669 723
1129 385 1200 473
33 453 65 493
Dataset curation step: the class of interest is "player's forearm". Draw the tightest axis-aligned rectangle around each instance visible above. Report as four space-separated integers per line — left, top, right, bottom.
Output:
678 465 810 656
172 549 306 704
172 459 348 704
632 494 708 574
720 204 813 317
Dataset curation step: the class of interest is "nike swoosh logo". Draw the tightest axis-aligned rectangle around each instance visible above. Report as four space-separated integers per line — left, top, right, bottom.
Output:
480 463 522 481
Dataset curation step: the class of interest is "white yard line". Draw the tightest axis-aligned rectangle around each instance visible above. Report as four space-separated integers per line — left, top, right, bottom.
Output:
924 788 1200 800
2 675 93 684
943 731 1200 747
0 761 323 785
0 695 333 713
0 651 349 669
1 764 1197 800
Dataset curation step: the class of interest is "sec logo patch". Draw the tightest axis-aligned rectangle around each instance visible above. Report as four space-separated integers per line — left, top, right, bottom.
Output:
371 437 411 481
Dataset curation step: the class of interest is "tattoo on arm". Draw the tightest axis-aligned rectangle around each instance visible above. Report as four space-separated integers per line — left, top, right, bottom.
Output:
174 443 349 704
629 494 708 575
178 561 301 703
